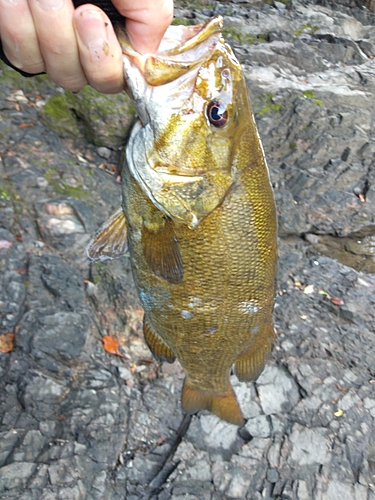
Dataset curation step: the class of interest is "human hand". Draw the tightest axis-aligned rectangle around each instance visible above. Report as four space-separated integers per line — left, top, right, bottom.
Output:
0 0 173 93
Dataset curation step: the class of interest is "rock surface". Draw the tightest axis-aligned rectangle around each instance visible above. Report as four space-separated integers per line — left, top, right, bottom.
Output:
0 1 375 499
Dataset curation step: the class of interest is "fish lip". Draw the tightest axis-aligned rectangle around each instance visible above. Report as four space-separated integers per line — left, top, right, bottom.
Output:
120 16 224 85
121 15 224 58
156 15 224 57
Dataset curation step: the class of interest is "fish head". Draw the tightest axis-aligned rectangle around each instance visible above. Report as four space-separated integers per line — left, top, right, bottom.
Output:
121 16 252 228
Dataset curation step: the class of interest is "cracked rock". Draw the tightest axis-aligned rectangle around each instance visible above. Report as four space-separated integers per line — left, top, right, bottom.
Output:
0 0 375 498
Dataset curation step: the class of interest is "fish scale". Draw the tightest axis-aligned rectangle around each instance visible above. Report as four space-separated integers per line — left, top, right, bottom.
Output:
87 16 277 425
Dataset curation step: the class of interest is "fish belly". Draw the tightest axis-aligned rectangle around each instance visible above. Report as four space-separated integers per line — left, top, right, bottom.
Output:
123 164 277 400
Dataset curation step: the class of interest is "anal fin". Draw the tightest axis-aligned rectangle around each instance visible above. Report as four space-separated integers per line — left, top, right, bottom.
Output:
141 217 183 284
87 207 128 262
143 318 175 363
181 378 244 426
234 323 275 382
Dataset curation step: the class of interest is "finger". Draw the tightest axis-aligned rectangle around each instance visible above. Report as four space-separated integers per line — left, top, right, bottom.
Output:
27 0 87 91
112 0 173 53
0 0 44 74
73 5 124 94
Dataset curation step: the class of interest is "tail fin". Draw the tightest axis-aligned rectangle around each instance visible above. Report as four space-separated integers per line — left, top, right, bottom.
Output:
181 378 244 426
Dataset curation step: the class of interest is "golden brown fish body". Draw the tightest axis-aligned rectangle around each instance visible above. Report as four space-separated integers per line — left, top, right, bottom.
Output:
88 16 277 425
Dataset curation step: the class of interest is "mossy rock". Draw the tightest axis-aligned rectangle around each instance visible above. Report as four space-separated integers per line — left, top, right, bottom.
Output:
66 87 135 149
0 61 56 93
40 94 80 139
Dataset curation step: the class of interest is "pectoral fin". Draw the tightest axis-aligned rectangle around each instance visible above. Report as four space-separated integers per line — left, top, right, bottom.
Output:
141 217 184 284
234 323 275 382
143 318 175 363
86 208 128 262
181 378 244 426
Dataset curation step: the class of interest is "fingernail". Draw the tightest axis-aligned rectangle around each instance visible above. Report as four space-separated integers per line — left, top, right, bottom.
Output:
36 0 64 11
76 10 111 61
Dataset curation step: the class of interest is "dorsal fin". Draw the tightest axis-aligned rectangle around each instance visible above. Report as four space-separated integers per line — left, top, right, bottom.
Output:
86 208 128 262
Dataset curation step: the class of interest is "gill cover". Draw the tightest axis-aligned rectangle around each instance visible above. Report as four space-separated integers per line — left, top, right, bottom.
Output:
119 16 242 228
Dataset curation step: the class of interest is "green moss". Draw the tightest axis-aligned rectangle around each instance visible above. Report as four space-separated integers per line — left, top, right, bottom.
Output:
51 182 88 199
92 275 101 285
84 166 94 177
66 87 135 148
0 188 11 201
44 168 59 181
172 17 194 26
256 34 269 43
40 86 135 147
183 0 215 10
302 90 324 106
289 142 296 150
223 27 268 45
0 61 55 93
40 94 80 138
257 94 283 117
293 23 319 36
302 90 315 99
223 27 243 43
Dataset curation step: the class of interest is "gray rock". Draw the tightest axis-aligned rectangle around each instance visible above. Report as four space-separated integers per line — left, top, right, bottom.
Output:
1 1 375 499
12 430 46 462
96 146 112 160
0 462 36 493
289 425 330 465
186 415 242 459
256 364 301 414
274 1 287 10
245 415 272 438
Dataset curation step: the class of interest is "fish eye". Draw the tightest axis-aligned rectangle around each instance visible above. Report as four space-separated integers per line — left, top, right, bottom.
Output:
206 101 228 127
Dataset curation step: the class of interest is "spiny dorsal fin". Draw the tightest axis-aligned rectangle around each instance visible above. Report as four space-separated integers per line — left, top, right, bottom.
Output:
86 208 128 262
143 318 175 363
141 218 184 284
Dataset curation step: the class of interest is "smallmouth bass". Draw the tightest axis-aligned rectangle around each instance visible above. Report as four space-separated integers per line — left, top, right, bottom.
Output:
87 16 277 425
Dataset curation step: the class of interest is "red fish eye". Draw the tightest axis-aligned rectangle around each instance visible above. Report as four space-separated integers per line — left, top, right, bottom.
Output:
206 101 228 127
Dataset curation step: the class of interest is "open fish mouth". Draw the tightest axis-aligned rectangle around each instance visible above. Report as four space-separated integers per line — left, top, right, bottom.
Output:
119 16 224 86
121 15 236 228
